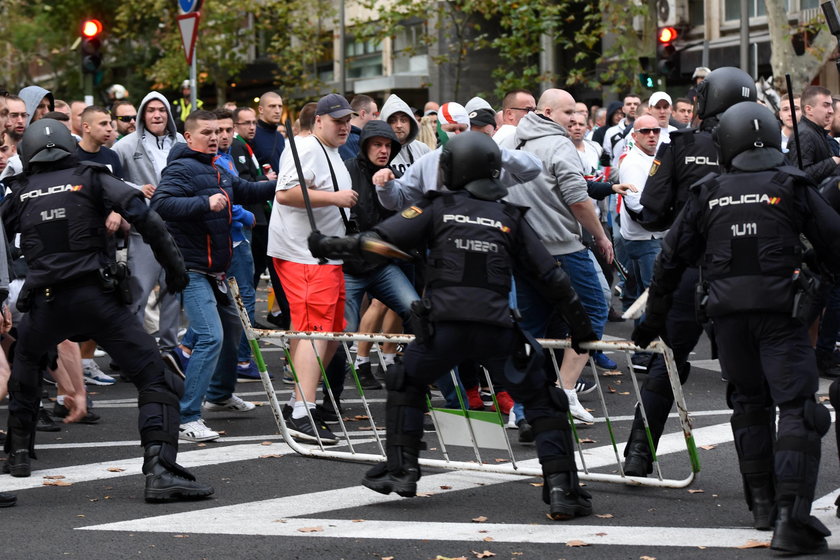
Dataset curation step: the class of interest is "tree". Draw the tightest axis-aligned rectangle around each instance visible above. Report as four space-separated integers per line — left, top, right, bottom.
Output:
765 0 836 93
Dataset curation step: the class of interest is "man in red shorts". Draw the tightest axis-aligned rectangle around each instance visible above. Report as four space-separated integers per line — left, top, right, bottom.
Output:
267 94 359 443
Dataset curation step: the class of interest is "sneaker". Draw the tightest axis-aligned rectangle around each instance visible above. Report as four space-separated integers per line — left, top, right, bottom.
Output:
53 400 100 424
83 361 116 386
317 395 343 424
564 388 595 423
179 419 220 442
281 364 295 385
161 349 186 380
203 394 255 413
631 352 652 373
574 378 596 395
93 347 107 358
505 409 517 429
466 386 485 410
36 408 60 432
592 351 617 370
354 362 382 390
286 414 339 445
491 391 514 415
517 418 535 443
607 307 625 322
236 360 269 382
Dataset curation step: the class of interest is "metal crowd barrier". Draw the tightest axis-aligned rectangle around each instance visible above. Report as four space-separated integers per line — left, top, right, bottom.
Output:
230 280 700 489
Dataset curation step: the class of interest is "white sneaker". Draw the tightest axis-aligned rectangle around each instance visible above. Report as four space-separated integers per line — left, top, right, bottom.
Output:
93 348 107 358
564 388 595 423
83 362 116 386
203 394 256 413
505 409 517 430
179 419 220 442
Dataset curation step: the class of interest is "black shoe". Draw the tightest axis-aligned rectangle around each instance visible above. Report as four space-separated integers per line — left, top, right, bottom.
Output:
286 414 339 445
317 396 342 424
7 429 32 478
770 507 830 555
517 419 534 443
265 311 288 329
36 408 60 432
361 461 420 498
53 401 101 424
623 429 653 477
354 362 382 390
142 444 215 503
0 492 16 507
607 307 625 322
745 473 774 531
544 472 593 520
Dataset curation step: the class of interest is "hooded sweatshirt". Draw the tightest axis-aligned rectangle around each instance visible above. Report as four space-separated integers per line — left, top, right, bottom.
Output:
501 111 589 256
18 86 54 128
112 91 184 190
378 94 430 177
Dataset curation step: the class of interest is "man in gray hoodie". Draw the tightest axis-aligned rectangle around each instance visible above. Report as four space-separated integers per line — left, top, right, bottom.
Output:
501 88 613 424
18 86 53 128
112 92 185 364
379 94 431 177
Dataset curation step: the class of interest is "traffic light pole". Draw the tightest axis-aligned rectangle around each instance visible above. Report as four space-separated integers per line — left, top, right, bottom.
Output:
190 57 197 112
84 74 93 106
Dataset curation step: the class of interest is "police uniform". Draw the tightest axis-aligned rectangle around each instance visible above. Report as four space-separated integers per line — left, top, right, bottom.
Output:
633 103 836 554
312 132 597 520
622 67 756 479
2 119 212 503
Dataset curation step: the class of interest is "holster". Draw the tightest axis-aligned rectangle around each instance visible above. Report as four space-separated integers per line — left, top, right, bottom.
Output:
791 268 822 326
16 283 33 313
98 263 133 305
694 280 710 324
406 298 434 346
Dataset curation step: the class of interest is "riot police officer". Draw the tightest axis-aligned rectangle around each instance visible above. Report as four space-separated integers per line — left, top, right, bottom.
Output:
2 119 213 503
621 67 757 478
310 132 598 520
633 103 837 555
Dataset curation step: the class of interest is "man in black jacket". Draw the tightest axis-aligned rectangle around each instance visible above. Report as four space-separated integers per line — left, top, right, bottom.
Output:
785 85 840 184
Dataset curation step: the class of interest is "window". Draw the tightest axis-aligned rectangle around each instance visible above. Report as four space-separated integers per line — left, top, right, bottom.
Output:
345 35 383 79
393 20 428 74
315 34 334 82
688 0 704 26
724 0 765 20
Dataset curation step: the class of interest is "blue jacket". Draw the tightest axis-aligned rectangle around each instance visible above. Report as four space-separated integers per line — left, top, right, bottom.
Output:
252 119 285 172
151 143 275 273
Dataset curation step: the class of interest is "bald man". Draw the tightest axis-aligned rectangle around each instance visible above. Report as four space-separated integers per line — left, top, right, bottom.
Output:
253 91 286 172
501 88 613 425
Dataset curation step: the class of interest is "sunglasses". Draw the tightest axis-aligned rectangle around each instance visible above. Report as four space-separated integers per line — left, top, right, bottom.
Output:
635 128 660 135
115 115 137 122
510 107 536 112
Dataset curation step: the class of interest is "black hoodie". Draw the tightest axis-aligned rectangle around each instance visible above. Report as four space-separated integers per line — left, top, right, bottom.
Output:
342 120 401 275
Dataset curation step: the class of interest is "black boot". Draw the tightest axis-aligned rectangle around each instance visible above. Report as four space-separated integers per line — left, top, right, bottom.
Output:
0 492 16 507
354 362 382 391
744 473 774 530
623 429 653 477
7 428 32 478
770 502 830 555
543 471 592 520
361 448 421 497
142 444 214 503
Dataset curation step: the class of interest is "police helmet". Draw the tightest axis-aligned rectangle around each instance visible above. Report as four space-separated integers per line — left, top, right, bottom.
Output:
695 67 757 120
715 101 784 172
19 118 77 171
439 131 506 200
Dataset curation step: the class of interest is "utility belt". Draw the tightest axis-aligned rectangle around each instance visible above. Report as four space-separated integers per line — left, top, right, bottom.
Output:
17 263 132 312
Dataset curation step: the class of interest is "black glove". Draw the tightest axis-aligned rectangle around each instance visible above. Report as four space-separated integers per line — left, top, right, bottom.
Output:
164 264 189 294
570 324 597 354
632 315 665 349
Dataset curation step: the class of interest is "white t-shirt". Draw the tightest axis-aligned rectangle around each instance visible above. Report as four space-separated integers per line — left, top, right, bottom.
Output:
267 135 352 264
619 145 666 241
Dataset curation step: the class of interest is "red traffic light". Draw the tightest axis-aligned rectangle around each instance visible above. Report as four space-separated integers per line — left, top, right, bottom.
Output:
81 19 103 38
658 26 678 44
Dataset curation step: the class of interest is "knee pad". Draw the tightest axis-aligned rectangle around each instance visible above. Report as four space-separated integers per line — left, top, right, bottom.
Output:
385 362 406 391
802 398 831 437
730 407 775 432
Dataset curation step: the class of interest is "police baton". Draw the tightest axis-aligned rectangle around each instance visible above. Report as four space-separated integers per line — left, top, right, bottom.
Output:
785 74 803 171
283 117 327 264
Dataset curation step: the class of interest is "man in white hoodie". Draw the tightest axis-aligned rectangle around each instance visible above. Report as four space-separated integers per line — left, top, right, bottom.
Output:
112 92 185 370
379 94 431 177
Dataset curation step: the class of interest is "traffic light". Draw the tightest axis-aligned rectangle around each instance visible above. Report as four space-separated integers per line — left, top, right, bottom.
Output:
638 56 655 89
657 26 679 78
81 18 103 74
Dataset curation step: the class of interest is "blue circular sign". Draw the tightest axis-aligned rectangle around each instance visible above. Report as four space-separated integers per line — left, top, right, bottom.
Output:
178 0 203 14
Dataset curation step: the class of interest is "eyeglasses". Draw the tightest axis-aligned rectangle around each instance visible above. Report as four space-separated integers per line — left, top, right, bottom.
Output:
510 107 536 112
115 115 137 122
236 120 257 126
371 112 380 117
9 112 28 120
635 128 661 135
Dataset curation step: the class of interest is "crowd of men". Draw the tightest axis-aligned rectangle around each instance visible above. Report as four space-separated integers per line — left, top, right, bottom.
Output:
0 72 837 554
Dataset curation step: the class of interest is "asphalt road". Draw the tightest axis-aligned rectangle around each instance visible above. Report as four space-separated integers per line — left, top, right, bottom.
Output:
1 312 838 560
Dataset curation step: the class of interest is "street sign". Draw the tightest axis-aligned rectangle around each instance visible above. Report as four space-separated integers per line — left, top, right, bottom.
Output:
177 12 200 66
178 0 203 14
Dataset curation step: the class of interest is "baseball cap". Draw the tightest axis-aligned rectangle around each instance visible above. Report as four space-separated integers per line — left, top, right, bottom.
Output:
315 93 357 118
469 108 496 128
649 91 672 107
437 102 469 126
181 80 191 89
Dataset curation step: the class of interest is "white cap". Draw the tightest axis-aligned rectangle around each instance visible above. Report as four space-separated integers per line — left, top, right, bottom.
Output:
649 91 672 107
464 96 493 114
437 102 470 126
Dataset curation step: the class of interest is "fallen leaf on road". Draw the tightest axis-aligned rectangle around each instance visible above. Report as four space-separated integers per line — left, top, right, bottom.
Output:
494 458 508 463
579 438 596 444
434 556 467 560
273 519 288 523
640 556 656 560
471 551 495 558
43 480 72 487
530 482 543 487
416 492 436 497
76 514 85 518
595 513 614 519
297 526 323 533
43 475 65 479
618 391 630 395
259 454 284 459
603 371 622 376
483 537 494 542
736 540 770 549
699 445 716 450
354 415 370 420
565 540 590 547
351 519 365 523
261 441 273 446
106 467 125 472
607 386 617 393
688 489 704 494
173 534 189 538
472 516 488 523
595 532 607 536
381 557 394 560
439 485 452 490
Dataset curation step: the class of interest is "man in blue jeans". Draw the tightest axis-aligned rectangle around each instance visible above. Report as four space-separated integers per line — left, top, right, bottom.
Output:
152 110 277 442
